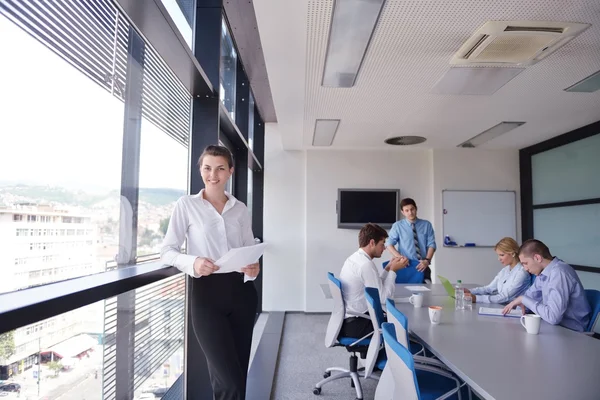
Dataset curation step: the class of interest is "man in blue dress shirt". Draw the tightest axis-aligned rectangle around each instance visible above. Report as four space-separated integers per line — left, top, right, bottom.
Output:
385 198 436 283
502 239 591 332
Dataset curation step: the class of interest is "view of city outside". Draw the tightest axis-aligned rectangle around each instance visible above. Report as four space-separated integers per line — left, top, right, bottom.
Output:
0 5 188 399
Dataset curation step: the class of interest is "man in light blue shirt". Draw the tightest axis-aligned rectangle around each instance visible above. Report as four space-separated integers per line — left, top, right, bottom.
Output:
503 239 591 332
386 198 436 283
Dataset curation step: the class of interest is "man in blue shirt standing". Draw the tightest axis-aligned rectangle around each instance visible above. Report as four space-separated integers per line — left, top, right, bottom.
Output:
502 239 591 332
385 198 436 283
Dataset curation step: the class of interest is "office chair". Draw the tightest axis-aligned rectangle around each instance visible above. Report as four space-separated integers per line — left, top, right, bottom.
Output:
382 260 428 284
377 322 463 400
585 289 600 334
313 272 373 399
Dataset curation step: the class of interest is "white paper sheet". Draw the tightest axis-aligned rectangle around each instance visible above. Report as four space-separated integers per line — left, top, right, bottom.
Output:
214 243 267 273
478 307 521 318
404 285 431 291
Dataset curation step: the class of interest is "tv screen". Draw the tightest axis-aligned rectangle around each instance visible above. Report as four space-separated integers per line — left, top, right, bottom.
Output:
337 189 400 229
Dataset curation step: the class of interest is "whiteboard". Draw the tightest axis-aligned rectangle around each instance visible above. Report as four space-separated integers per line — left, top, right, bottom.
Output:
442 190 517 247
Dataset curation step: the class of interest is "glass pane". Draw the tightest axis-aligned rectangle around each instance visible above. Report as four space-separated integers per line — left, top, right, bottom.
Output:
160 0 195 49
137 118 188 259
220 18 237 119
0 14 124 294
533 203 600 268
0 273 185 399
531 133 600 205
248 93 255 150
247 168 253 219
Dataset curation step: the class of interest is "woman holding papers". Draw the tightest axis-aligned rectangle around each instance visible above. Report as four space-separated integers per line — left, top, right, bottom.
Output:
160 145 259 400
464 237 530 304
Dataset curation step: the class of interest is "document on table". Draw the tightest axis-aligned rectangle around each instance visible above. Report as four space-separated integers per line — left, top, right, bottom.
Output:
404 285 430 291
478 307 521 318
214 243 267 273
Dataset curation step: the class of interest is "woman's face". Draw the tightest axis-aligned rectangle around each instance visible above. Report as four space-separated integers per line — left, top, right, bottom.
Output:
200 155 233 191
495 249 514 266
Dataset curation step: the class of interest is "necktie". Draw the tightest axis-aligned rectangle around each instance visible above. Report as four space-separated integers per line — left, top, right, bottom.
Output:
412 222 422 260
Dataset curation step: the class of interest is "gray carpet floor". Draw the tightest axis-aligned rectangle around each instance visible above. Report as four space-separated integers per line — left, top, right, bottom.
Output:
271 313 378 400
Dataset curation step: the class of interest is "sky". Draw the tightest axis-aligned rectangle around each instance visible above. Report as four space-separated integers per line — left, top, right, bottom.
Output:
0 11 189 193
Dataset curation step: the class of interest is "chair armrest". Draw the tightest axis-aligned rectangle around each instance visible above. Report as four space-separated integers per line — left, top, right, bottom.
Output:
413 355 450 371
349 331 374 347
414 364 457 381
582 331 595 336
347 311 370 320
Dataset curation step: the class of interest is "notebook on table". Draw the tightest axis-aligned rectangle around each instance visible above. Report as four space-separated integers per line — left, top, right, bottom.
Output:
478 307 521 318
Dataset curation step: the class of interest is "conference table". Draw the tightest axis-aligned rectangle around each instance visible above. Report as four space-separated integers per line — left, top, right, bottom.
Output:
321 282 600 400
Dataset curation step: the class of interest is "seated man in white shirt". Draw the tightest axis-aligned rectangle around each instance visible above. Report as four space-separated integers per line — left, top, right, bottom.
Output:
339 223 409 339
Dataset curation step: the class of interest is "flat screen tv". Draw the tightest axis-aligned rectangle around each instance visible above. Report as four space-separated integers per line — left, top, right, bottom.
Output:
337 189 400 229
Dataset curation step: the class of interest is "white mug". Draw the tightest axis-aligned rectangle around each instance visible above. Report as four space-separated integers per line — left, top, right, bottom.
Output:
409 293 424 308
428 306 442 325
520 314 541 334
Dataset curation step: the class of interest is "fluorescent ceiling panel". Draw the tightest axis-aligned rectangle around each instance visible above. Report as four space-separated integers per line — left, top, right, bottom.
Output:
565 69 600 93
322 0 386 87
313 119 340 146
432 67 524 95
458 121 525 148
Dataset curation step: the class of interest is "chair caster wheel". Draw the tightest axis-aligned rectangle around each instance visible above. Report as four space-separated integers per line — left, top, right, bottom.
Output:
313 387 321 395
323 371 331 378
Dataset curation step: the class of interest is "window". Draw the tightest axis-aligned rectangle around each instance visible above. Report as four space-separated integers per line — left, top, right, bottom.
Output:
0 9 124 294
220 18 237 119
160 0 195 49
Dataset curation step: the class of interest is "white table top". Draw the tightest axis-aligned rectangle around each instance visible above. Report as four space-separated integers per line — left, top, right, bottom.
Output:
395 293 600 400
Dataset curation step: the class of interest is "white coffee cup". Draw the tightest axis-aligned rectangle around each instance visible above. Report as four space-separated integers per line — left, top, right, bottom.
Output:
520 314 541 334
428 306 442 325
409 293 424 308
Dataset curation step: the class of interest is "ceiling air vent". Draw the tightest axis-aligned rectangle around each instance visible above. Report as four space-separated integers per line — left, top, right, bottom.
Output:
451 21 590 66
385 136 426 146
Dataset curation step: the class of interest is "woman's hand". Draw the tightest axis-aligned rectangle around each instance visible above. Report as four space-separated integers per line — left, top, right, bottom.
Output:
241 262 260 278
193 257 219 276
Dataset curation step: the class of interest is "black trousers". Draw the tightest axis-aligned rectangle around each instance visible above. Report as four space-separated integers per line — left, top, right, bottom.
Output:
423 266 432 282
339 316 374 339
191 273 258 400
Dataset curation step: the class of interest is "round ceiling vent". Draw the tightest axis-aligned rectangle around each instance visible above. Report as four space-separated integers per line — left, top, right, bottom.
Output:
384 136 427 146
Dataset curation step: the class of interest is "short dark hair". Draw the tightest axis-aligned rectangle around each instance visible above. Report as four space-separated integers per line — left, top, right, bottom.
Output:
358 223 388 248
519 239 552 260
400 198 417 209
197 145 234 168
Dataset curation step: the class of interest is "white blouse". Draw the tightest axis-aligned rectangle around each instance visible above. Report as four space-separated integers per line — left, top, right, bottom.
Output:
160 190 256 280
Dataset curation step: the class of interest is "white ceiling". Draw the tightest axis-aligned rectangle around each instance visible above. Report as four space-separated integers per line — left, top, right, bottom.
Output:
253 0 600 150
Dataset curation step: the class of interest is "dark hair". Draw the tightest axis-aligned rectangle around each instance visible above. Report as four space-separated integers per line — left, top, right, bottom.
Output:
400 198 417 209
197 145 234 169
358 223 388 248
519 239 552 260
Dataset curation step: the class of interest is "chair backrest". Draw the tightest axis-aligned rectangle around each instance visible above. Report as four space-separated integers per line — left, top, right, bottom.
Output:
386 298 410 349
382 259 424 283
585 289 600 333
381 322 421 400
325 272 346 348
364 287 385 378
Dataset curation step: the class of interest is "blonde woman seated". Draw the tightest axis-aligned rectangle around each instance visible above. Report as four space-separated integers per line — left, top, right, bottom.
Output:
464 237 531 304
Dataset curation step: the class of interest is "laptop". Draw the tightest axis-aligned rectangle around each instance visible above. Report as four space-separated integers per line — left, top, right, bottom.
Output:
437 275 456 299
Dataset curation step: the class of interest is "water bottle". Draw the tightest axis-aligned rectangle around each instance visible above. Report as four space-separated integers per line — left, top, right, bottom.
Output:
455 280 464 310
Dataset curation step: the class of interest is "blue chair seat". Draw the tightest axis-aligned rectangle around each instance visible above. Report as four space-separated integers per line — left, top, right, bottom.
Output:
376 358 386 371
416 369 460 400
338 337 371 347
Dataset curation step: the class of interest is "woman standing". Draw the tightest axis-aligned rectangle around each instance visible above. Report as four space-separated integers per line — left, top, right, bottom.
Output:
161 145 259 400
464 237 530 304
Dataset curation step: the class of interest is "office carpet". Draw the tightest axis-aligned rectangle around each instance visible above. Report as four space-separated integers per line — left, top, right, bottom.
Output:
271 313 378 400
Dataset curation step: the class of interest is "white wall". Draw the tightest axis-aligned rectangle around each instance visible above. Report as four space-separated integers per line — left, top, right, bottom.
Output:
262 137 522 312
432 149 521 286
578 271 600 291
305 149 434 311
262 123 306 310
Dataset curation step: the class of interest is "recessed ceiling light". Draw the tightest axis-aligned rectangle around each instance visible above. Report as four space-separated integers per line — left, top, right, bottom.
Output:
564 69 600 93
322 0 386 87
313 119 340 146
385 136 426 146
458 121 525 148
432 67 524 95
